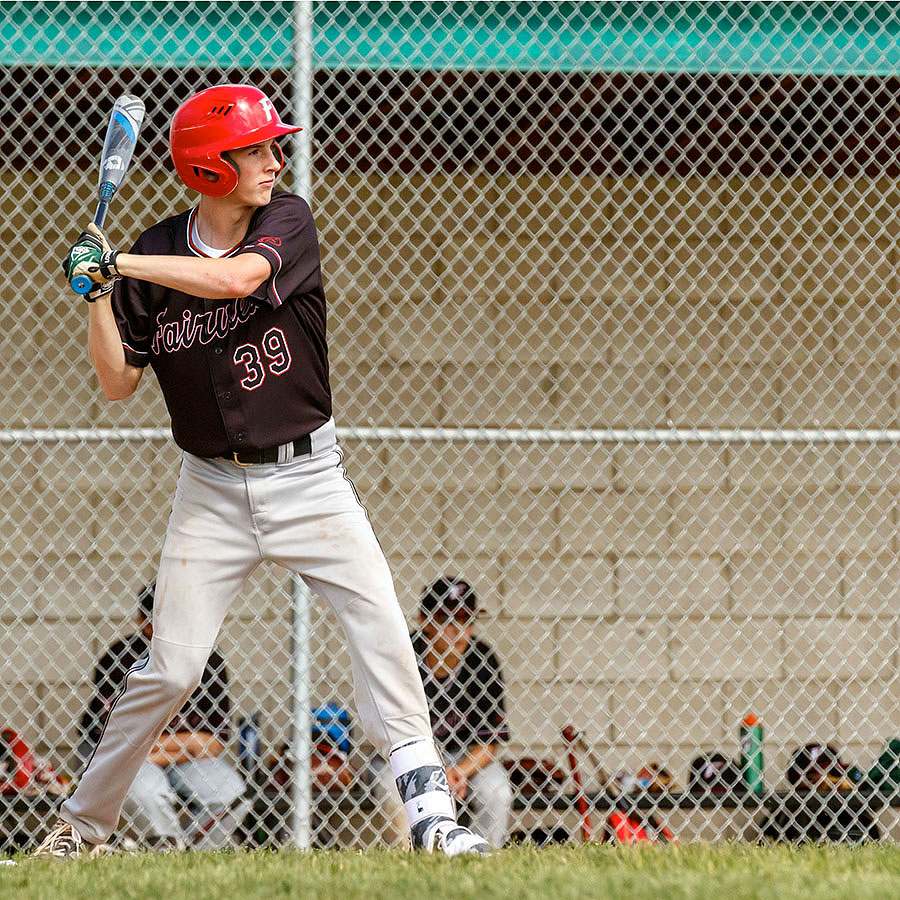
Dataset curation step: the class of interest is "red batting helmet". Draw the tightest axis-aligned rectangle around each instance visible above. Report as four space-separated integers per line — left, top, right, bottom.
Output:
169 84 302 197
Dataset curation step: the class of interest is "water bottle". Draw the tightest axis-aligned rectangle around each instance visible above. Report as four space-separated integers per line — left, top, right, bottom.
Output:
739 714 765 796
238 711 262 782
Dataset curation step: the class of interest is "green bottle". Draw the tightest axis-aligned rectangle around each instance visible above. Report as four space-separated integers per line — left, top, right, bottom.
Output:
740 714 765 795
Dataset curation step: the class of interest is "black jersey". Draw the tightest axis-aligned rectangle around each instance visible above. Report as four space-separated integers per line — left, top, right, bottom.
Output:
111 191 332 457
80 633 231 747
411 632 510 755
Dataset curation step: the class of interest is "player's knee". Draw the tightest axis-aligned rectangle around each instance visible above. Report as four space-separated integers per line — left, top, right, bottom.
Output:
154 651 207 702
161 667 204 702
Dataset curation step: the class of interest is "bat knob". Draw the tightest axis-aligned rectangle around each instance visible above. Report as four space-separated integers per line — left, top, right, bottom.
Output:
71 274 93 294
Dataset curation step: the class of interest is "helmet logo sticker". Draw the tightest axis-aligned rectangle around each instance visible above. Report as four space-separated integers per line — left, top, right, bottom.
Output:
258 96 276 123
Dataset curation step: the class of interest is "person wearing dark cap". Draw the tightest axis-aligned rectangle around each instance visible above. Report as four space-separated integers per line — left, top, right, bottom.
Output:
755 743 877 843
373 576 512 847
786 743 862 792
75 581 248 850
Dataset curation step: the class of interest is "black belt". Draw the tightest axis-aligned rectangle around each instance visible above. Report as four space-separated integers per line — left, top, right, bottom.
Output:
226 434 312 466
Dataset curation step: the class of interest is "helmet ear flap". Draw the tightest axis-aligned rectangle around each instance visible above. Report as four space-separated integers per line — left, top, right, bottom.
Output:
183 160 238 197
189 154 240 197
221 150 241 184
273 141 285 172
192 165 216 184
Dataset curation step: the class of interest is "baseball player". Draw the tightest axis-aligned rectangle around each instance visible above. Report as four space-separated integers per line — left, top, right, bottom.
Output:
374 577 513 848
35 84 489 859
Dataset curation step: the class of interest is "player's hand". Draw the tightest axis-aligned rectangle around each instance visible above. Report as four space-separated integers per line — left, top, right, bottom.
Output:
62 222 121 286
84 280 115 304
446 766 468 800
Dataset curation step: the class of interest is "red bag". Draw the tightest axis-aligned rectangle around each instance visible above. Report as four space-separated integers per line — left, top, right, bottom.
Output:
609 811 651 842
0 728 36 794
608 810 675 844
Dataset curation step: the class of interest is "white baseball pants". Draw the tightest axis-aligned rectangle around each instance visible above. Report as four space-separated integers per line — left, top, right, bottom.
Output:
61 419 432 844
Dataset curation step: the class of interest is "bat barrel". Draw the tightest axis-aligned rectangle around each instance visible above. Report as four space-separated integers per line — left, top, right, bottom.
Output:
68 93 143 296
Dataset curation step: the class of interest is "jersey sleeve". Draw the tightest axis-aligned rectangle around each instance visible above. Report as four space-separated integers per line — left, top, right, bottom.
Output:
79 647 116 742
471 644 511 747
80 640 134 744
168 649 232 739
201 650 232 740
236 192 323 309
110 233 155 368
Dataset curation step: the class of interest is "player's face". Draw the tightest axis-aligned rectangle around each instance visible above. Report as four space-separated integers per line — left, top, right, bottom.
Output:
421 610 474 659
230 139 282 206
138 614 153 640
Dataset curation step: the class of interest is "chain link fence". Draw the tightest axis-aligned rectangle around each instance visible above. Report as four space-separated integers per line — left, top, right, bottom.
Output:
3 0 900 849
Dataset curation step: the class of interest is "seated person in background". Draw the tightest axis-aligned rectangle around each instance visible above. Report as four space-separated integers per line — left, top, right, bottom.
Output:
755 743 878 844
77 582 248 850
374 577 513 848
786 743 862 792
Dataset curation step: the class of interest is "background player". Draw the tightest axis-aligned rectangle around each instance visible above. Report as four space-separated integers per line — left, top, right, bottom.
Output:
374 577 513 848
76 581 247 850
35 84 488 859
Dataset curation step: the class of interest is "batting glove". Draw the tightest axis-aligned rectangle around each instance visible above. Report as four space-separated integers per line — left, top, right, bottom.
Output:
62 222 121 286
84 280 115 304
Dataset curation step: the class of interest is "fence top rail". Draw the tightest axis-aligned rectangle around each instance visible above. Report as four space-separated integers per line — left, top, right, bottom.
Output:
5 427 900 445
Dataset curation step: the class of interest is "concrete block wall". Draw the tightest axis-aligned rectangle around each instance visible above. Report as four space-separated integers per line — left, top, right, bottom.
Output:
3 168 900 795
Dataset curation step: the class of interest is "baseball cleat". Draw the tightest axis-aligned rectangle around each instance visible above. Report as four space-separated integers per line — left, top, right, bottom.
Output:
31 818 85 861
424 820 491 856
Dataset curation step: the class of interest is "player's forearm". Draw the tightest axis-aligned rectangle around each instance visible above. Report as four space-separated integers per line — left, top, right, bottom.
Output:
456 743 497 778
115 252 270 300
87 298 142 400
148 731 224 766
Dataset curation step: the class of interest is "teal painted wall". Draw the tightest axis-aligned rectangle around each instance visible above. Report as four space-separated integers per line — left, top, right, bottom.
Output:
2 1 900 75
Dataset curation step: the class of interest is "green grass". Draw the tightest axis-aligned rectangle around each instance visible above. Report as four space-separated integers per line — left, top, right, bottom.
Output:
7 844 900 900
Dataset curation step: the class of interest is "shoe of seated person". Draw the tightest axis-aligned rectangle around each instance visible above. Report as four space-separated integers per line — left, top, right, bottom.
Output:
31 819 85 861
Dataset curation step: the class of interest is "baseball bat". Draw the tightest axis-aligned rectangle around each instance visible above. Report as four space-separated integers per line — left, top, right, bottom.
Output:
562 725 593 842
70 94 145 294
